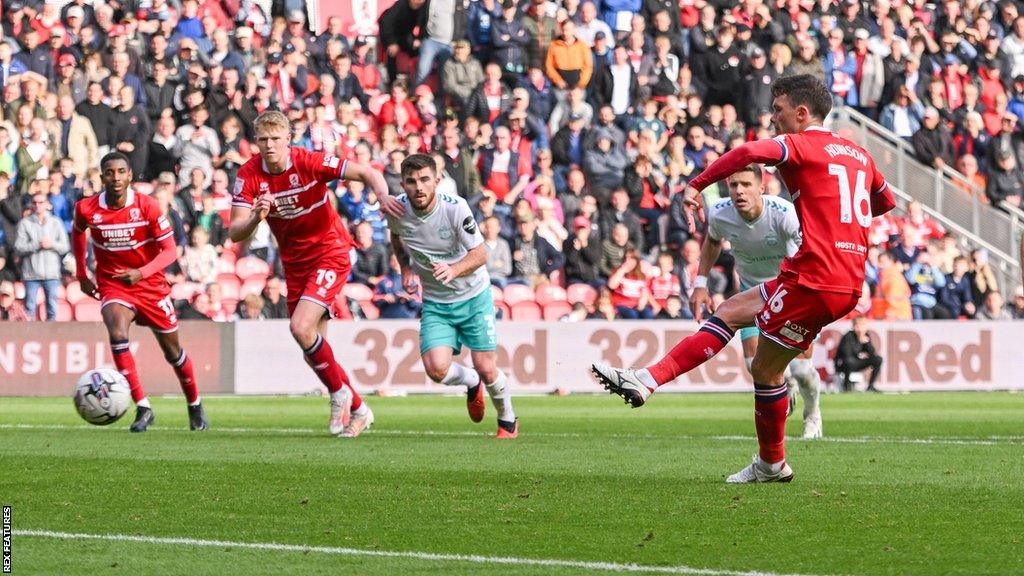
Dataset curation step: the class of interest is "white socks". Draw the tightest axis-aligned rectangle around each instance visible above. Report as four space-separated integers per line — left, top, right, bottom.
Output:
440 362 481 389
636 368 658 391
189 398 201 407
484 371 515 422
136 398 151 409
789 358 821 420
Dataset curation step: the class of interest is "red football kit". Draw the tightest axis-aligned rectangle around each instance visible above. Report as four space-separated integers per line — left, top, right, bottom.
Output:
689 126 895 351
233 147 354 315
73 188 179 332
640 125 895 467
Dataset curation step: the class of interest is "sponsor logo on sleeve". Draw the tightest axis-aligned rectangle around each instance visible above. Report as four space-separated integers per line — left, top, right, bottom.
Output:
322 155 340 169
158 216 170 230
462 216 477 234
233 178 245 199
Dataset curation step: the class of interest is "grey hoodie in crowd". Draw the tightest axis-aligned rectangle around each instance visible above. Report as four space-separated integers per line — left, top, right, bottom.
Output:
14 213 69 281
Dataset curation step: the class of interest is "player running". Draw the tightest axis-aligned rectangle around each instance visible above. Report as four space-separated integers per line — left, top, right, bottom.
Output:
693 165 823 439
73 152 208 433
388 154 519 438
229 111 398 438
592 75 895 482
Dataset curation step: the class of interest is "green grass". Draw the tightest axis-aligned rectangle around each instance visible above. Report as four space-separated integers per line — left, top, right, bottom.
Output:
2 392 1023 576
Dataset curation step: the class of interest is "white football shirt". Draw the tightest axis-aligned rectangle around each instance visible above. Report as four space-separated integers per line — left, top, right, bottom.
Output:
386 192 490 303
707 195 802 289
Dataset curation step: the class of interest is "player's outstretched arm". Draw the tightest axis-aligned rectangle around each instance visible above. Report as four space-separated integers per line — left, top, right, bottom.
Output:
681 139 786 232
687 139 786 193
344 161 404 217
691 233 724 321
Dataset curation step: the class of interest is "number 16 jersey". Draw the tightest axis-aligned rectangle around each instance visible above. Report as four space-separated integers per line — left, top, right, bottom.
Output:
772 127 889 295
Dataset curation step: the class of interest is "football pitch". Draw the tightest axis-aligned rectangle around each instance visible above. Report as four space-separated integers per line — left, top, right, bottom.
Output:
2 392 1022 576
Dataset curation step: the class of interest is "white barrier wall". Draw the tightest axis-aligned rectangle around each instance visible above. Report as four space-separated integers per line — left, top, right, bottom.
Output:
233 320 1024 394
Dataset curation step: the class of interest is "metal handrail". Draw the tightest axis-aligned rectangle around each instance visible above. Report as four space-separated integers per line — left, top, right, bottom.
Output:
828 106 1022 292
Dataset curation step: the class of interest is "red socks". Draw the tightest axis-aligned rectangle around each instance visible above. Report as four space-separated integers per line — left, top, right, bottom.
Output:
754 383 790 464
647 316 735 385
304 334 363 411
170 350 200 404
111 340 145 402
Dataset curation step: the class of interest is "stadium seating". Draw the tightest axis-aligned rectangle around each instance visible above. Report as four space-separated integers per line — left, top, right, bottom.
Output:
503 284 534 306
510 301 542 321
216 258 236 275
240 277 267 298
490 285 504 303
64 281 86 305
171 282 203 302
73 300 103 321
36 300 74 321
216 274 242 300
542 301 572 320
494 301 511 320
235 256 271 280
342 283 374 302
535 285 567 306
566 284 598 306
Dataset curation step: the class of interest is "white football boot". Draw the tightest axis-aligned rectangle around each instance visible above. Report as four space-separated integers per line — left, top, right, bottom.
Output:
590 362 652 408
726 454 795 483
340 405 374 438
328 388 352 436
802 413 823 439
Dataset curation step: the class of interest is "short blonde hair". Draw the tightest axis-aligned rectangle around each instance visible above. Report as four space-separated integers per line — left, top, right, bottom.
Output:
254 110 290 135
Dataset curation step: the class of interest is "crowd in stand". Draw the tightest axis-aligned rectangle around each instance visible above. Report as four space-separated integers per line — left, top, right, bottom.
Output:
1 0 1023 324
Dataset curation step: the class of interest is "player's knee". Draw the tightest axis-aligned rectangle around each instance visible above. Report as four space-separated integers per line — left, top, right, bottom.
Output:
425 365 449 384
476 366 498 384
288 318 317 347
107 326 129 342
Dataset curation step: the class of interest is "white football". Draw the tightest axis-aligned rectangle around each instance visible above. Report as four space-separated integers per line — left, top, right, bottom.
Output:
74 368 132 426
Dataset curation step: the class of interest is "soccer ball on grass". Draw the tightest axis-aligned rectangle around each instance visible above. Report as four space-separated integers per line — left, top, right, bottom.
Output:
73 369 132 425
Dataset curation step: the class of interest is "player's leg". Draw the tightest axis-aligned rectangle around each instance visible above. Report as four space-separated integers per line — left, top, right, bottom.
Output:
152 329 208 431
289 299 367 435
101 301 152 432
592 286 764 407
420 298 485 423
471 350 518 438
726 336 800 484
788 345 822 438
455 291 511 435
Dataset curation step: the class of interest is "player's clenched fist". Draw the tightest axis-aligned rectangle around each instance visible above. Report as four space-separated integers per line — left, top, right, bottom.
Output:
681 185 706 233
253 193 274 219
432 261 454 285
402 268 419 294
689 286 714 322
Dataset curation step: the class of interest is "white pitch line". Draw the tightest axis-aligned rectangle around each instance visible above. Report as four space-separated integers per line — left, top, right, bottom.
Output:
12 529 826 576
0 423 1019 446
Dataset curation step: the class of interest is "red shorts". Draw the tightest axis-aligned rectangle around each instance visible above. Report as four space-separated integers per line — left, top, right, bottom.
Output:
754 273 859 352
101 283 178 333
284 251 352 317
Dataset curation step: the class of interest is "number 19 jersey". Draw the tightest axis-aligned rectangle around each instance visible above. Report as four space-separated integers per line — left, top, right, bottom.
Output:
773 127 889 295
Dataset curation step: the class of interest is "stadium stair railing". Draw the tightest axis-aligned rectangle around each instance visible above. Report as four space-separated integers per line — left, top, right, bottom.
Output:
829 106 1023 293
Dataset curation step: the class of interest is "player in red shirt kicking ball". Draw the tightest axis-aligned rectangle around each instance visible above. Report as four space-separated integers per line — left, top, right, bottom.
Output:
229 111 400 438
73 152 208 432
591 75 897 482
